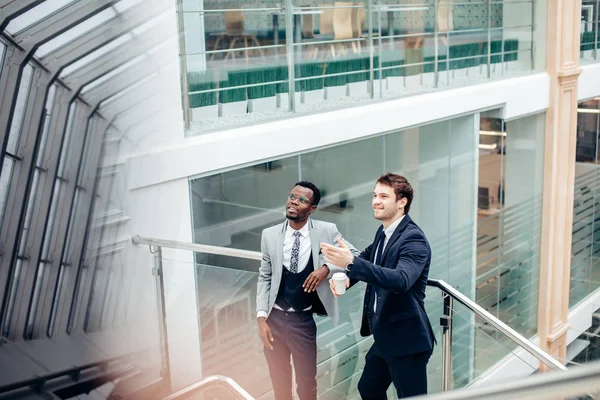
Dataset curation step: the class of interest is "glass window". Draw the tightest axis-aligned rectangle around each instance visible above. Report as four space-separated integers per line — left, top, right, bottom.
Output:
571 99 600 307
6 64 34 155
0 42 5 76
80 55 145 94
0 64 34 228
0 158 14 226
84 253 114 332
189 115 480 395
476 112 545 374
40 103 79 336
22 85 59 339
35 0 144 59
60 34 133 78
180 0 542 134
580 0 599 63
5 0 78 35
36 7 118 58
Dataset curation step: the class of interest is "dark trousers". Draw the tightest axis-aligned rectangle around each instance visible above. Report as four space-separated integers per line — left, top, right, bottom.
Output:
358 343 432 399
264 309 317 400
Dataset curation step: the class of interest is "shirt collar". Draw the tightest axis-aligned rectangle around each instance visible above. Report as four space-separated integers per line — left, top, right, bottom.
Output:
287 220 310 237
384 215 405 238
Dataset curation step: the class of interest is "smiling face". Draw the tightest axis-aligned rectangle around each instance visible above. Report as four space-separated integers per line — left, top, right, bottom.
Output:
286 185 317 222
372 182 407 225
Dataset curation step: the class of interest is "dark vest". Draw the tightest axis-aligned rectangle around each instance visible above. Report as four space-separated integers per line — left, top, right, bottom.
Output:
275 256 326 314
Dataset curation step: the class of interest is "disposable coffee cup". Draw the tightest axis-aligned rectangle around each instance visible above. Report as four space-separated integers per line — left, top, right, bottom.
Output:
332 272 347 295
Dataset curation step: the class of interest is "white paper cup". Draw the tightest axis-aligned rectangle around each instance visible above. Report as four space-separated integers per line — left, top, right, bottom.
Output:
332 272 347 295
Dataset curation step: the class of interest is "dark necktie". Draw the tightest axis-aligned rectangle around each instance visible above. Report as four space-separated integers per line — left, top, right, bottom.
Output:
289 231 302 273
375 232 386 265
367 232 386 328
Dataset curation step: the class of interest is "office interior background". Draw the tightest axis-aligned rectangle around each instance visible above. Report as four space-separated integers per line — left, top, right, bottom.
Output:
0 0 599 398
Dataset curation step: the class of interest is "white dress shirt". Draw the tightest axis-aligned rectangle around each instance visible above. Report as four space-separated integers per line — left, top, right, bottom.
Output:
282 222 311 273
257 222 312 318
373 215 405 312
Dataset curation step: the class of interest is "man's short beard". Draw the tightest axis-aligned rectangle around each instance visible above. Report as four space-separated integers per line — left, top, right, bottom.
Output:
286 213 301 221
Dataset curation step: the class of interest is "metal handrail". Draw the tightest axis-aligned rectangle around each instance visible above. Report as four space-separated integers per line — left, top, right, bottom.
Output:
410 361 600 400
428 279 567 371
0 358 135 395
132 235 262 260
162 375 254 400
132 235 567 378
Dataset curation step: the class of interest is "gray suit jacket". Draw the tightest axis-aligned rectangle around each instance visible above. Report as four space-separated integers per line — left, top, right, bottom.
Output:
256 219 359 325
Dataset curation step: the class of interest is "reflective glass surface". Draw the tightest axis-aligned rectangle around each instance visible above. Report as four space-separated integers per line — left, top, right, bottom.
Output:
178 0 543 133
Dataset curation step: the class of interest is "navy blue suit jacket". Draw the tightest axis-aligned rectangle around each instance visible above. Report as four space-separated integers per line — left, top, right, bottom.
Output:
347 214 436 357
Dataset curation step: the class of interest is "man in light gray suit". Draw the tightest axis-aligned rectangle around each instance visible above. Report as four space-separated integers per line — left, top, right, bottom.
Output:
256 181 358 400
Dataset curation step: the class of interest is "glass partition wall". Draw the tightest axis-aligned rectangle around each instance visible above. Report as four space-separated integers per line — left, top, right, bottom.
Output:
476 113 546 367
188 113 547 396
572 98 600 308
581 0 600 63
177 0 542 133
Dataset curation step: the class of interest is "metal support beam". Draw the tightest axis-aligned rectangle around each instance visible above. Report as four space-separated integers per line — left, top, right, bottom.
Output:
83 45 175 106
0 45 26 166
2 100 89 340
0 0 123 179
60 117 109 334
100 74 173 118
63 65 164 333
28 89 82 339
0 0 45 32
41 1 171 70
13 0 119 52
35 109 99 338
0 1 170 338
64 31 172 93
0 69 52 296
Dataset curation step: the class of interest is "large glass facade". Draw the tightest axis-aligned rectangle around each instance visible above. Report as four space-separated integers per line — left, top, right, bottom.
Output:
476 113 545 369
178 0 543 133
190 115 480 396
572 98 600 308
580 0 600 63
189 113 549 396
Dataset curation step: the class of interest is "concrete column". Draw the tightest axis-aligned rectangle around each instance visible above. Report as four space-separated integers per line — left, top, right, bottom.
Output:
537 0 582 368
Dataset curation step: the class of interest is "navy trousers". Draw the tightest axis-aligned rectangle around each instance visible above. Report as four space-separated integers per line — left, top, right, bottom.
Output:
263 309 317 400
358 343 433 399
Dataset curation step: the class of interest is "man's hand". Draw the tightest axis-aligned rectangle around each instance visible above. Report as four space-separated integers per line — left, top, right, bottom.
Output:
303 265 329 293
257 317 274 350
321 238 354 268
329 276 350 297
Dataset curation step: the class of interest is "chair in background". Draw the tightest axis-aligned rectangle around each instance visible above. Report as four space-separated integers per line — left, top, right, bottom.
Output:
302 5 316 38
319 5 334 36
331 1 358 57
437 0 453 47
351 2 366 52
304 4 333 59
210 11 265 62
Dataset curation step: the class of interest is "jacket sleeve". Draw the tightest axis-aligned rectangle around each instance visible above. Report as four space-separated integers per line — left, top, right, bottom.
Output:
348 231 429 293
256 231 272 315
321 224 361 278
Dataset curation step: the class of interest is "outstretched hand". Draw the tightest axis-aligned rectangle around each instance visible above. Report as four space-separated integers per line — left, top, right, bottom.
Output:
321 238 354 268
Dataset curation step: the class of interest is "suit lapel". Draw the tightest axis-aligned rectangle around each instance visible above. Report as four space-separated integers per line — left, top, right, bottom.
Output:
308 219 320 268
274 220 286 270
381 214 412 264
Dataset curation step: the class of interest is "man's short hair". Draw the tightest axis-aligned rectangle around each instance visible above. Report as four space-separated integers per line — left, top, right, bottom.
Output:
294 181 321 206
376 173 413 214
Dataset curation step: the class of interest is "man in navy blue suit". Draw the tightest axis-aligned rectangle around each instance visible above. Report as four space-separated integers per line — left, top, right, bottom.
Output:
321 173 436 399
